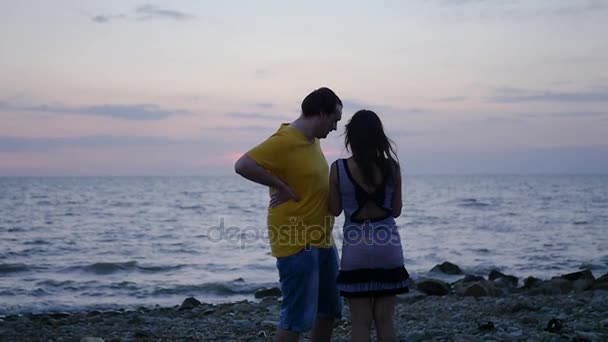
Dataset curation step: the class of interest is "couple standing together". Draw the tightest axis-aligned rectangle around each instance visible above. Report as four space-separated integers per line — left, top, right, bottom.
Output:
235 87 409 342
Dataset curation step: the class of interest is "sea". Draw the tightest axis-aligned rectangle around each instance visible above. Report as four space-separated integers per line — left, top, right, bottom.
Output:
1 175 607 315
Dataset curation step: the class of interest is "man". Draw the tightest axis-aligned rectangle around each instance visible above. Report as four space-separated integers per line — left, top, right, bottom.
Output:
234 87 343 342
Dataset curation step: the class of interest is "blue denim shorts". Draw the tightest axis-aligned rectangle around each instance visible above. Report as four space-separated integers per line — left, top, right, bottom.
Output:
275 245 343 332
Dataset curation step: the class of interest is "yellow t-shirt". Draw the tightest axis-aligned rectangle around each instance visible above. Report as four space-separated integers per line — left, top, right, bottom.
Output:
247 124 335 257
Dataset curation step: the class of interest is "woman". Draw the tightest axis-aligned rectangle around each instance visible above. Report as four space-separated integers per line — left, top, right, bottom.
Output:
329 109 409 342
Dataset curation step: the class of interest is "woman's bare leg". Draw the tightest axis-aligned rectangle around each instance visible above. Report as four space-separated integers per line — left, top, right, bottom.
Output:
348 297 373 342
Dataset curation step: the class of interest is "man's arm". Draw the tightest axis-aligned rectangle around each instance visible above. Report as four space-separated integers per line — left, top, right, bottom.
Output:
234 154 284 189
234 154 299 207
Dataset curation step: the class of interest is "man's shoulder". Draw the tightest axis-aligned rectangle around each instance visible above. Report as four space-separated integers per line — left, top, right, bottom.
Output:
265 125 299 143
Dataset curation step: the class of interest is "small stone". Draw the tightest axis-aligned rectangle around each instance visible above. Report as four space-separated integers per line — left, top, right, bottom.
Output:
49 312 71 319
133 330 150 338
574 331 600 340
234 319 255 328
254 287 282 299
127 316 143 324
261 320 278 327
80 338 104 342
403 330 427 342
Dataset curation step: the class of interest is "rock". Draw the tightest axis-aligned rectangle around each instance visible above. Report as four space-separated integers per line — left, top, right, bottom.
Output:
478 321 495 331
574 331 602 341
529 279 573 295
259 296 278 307
523 276 542 289
254 287 282 299
416 279 450 296
561 270 594 281
501 326 523 337
543 318 563 333
593 282 608 291
454 334 479 342
49 312 71 319
507 302 540 313
463 274 485 283
234 319 255 328
261 320 278 327
133 330 150 338
397 292 426 304
179 297 202 310
127 316 143 324
493 277 517 291
550 278 575 294
596 273 608 283
257 330 268 338
573 278 595 292
430 261 463 275
461 281 495 297
80 338 104 342
403 330 427 342
488 270 519 287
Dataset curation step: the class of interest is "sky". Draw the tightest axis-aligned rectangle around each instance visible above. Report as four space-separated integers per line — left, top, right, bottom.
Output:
1 0 607 176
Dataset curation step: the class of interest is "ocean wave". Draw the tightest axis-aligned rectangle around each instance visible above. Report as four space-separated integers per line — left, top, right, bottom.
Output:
36 280 78 289
70 261 187 275
150 280 274 296
458 198 491 208
177 204 205 210
23 239 51 245
0 263 32 274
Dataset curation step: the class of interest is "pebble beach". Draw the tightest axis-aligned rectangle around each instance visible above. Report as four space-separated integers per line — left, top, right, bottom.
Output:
2 265 607 341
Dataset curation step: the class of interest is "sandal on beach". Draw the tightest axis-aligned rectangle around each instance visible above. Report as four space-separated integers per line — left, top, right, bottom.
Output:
478 321 495 331
544 318 563 333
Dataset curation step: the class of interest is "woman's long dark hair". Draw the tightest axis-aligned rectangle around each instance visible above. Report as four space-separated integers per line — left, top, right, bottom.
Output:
345 110 399 187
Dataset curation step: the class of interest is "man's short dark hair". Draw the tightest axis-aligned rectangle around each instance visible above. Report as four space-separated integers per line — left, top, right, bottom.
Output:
301 87 342 117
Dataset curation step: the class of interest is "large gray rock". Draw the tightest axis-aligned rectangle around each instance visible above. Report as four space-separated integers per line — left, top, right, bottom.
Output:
458 280 496 297
463 274 485 283
528 278 573 295
597 273 608 283
179 297 202 310
523 276 542 289
416 279 450 296
488 270 518 287
561 270 594 282
573 278 595 292
593 282 608 291
430 261 463 275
